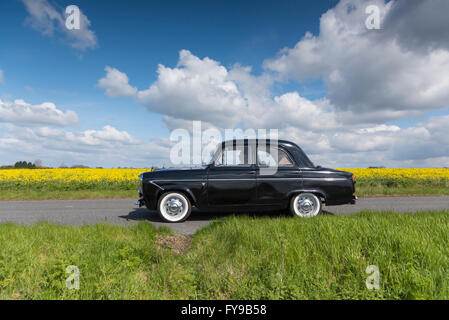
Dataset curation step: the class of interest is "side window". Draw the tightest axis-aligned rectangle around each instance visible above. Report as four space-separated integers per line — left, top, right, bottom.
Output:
257 148 294 167
214 145 249 166
224 149 245 166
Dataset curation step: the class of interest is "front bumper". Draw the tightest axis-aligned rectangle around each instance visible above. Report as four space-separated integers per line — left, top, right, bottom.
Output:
136 186 145 207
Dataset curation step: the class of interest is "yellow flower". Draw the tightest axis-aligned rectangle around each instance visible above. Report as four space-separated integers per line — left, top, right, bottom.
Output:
337 168 449 180
0 168 151 184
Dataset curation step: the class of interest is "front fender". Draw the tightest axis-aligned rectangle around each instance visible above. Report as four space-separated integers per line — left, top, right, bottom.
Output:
155 185 198 206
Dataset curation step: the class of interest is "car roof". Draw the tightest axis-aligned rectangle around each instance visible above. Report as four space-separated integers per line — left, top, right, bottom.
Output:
220 139 299 149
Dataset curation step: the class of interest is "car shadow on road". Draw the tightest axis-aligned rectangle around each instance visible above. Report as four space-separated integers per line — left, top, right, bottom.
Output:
120 207 289 223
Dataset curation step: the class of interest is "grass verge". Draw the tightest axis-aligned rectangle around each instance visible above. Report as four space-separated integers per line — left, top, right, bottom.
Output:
0 189 136 201
356 178 449 196
356 184 449 196
0 183 138 200
1 210 448 299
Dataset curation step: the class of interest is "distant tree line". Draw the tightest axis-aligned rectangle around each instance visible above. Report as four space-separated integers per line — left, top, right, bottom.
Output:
0 160 97 169
14 161 37 169
0 160 44 169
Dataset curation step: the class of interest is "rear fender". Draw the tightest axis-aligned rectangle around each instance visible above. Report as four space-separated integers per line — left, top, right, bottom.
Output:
287 189 327 203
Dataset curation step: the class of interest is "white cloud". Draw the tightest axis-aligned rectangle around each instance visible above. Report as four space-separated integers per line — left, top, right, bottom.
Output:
0 99 79 127
137 50 248 128
279 118 449 168
265 93 337 131
162 116 220 133
383 0 449 52
0 123 172 168
99 50 249 128
100 52 337 132
98 67 137 98
314 117 449 167
22 0 97 50
78 125 138 145
28 125 139 150
264 0 449 123
357 125 400 134
14 125 138 148
223 64 338 131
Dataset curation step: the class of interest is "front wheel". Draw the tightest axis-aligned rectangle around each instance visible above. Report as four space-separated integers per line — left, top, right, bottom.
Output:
157 192 192 223
290 193 322 218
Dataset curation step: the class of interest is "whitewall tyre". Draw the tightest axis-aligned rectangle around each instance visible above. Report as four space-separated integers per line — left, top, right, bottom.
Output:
290 193 322 218
157 192 192 223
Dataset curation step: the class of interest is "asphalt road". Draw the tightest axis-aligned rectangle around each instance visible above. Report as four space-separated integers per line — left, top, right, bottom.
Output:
0 196 448 235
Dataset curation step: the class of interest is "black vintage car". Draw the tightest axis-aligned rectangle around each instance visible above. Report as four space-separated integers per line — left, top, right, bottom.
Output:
137 139 356 222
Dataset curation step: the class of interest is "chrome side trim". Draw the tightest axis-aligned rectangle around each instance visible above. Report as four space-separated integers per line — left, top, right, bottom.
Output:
303 177 347 181
152 179 204 182
149 180 164 190
152 178 299 182
209 178 257 181
256 178 300 181
150 177 346 182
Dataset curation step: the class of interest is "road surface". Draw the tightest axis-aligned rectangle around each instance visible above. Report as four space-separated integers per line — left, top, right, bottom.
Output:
0 196 448 235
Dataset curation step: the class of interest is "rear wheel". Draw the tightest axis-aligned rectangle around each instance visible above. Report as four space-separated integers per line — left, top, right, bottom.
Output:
290 193 322 218
157 192 192 223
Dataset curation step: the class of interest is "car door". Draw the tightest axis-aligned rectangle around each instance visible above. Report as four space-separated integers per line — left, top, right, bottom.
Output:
256 146 302 206
207 142 257 206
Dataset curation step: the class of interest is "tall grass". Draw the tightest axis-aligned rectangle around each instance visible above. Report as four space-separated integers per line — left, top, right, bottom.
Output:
356 178 449 196
0 182 139 200
0 223 180 299
191 211 449 299
1 211 448 300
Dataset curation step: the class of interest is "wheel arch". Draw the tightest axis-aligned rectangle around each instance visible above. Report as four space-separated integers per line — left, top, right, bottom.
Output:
287 189 327 203
156 186 197 207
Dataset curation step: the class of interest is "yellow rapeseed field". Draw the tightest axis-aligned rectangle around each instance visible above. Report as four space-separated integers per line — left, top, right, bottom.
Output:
337 168 449 180
0 168 147 184
0 168 448 184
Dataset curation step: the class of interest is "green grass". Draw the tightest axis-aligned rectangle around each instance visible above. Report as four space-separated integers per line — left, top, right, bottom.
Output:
1 211 448 299
356 178 449 196
0 189 136 200
356 184 449 196
0 183 138 200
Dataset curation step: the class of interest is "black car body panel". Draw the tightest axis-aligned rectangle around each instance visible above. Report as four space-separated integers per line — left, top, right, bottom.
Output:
141 167 207 210
140 139 356 211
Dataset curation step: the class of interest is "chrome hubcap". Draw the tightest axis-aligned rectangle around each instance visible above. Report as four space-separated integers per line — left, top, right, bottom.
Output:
295 194 320 217
165 198 184 216
298 199 314 215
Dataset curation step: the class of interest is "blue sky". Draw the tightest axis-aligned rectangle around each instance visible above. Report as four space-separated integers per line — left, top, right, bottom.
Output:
1 0 449 168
